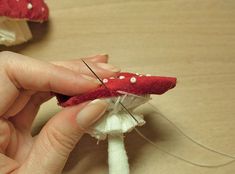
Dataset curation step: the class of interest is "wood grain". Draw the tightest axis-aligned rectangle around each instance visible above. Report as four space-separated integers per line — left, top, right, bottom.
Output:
1 0 235 173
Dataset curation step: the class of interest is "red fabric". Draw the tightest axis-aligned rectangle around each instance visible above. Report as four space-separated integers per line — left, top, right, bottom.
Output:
0 0 49 21
56 72 177 107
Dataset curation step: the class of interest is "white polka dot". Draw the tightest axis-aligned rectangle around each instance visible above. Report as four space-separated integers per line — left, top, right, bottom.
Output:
119 76 125 79
130 77 137 83
103 79 108 83
27 3 33 10
135 73 139 75
146 74 151 76
139 74 143 77
109 77 115 79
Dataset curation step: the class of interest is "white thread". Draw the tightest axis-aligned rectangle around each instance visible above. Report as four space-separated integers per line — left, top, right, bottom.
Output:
134 128 235 168
111 92 235 168
147 102 235 160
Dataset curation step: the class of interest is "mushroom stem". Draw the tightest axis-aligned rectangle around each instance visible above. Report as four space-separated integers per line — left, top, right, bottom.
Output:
0 18 32 46
108 134 129 174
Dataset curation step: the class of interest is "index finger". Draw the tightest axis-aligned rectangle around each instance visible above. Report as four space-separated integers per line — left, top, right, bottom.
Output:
1 52 102 95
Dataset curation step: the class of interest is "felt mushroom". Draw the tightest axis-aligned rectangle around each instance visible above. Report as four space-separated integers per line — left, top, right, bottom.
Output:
56 72 177 174
0 0 49 46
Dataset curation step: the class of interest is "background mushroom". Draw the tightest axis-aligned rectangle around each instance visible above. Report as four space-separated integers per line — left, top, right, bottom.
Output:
57 72 177 174
0 0 49 46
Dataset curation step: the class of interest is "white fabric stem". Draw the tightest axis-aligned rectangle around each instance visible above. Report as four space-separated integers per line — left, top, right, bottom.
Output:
108 134 129 174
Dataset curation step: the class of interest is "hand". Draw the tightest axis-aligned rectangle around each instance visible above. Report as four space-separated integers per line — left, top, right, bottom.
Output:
0 52 119 174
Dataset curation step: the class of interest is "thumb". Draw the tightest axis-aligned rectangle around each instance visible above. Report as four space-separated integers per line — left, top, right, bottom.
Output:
19 99 108 174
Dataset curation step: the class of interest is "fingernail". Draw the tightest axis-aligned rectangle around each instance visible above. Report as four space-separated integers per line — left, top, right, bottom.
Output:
76 99 108 129
89 54 108 58
81 74 101 84
99 54 109 57
97 63 120 72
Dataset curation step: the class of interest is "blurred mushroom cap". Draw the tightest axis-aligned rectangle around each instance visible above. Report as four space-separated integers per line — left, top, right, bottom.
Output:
0 0 49 21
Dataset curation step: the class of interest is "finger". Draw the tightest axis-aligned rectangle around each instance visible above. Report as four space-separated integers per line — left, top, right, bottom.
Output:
55 54 109 64
0 52 116 116
0 53 114 117
4 90 36 117
0 73 19 116
53 60 120 79
2 52 101 95
0 118 11 153
0 51 103 116
0 153 19 173
83 54 109 63
18 99 108 174
10 92 53 131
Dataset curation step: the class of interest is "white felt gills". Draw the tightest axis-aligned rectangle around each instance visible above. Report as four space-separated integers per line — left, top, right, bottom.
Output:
87 93 151 140
0 17 32 46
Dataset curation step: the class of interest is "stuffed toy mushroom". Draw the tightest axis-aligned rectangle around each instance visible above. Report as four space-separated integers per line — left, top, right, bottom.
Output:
57 72 177 174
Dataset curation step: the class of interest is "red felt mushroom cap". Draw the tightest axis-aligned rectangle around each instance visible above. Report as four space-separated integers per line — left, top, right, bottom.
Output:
57 72 177 107
0 0 49 21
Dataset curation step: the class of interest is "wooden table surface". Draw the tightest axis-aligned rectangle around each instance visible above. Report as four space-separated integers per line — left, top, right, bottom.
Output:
1 0 235 173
